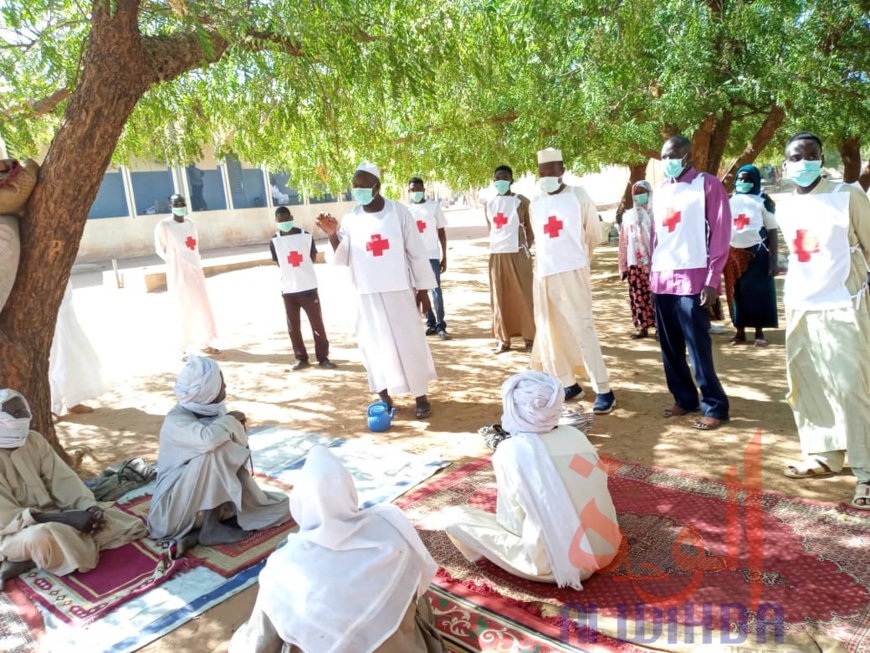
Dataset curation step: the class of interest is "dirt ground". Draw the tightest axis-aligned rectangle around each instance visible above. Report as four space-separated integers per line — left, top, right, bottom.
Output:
57 209 855 652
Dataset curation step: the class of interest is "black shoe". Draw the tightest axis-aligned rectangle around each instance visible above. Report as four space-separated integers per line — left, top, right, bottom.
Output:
438 329 452 340
425 327 438 336
291 360 311 371
318 360 337 369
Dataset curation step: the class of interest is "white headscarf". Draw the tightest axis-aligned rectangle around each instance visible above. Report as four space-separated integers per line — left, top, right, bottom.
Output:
501 371 563 436
355 161 381 180
258 446 436 653
173 356 226 417
0 389 32 449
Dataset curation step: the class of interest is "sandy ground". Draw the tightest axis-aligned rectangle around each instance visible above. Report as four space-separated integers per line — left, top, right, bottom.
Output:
55 208 856 652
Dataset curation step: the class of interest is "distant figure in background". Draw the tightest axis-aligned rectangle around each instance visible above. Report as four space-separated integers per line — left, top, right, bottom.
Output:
484 165 535 354
186 165 207 211
618 181 656 339
724 164 779 347
49 281 107 417
270 206 335 371
154 194 221 357
270 176 290 205
406 177 451 340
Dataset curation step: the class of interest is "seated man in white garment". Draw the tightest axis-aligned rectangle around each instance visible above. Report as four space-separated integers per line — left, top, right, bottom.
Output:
230 445 446 653
147 357 290 552
446 371 621 589
0 389 147 583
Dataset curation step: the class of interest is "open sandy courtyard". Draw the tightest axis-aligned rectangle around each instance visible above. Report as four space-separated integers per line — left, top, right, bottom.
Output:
56 208 853 652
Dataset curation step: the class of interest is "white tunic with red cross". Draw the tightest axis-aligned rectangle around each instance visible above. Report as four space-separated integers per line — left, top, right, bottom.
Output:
272 231 318 294
777 189 856 311
530 190 588 278
406 200 442 259
487 195 523 254
159 217 202 268
651 174 708 272
344 205 411 295
729 193 765 249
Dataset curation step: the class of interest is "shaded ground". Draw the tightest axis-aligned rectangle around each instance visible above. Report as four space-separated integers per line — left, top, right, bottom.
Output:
55 209 853 652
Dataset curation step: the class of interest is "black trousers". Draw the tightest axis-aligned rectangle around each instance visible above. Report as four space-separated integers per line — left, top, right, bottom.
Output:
282 290 329 363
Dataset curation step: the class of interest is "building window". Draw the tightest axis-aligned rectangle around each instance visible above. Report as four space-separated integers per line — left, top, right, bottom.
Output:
308 185 340 204
186 163 227 212
268 173 302 206
130 165 174 215
88 168 129 219
224 155 266 209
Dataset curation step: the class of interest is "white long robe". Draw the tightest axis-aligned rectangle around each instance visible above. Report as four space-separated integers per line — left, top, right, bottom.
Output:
446 425 620 585
49 282 107 415
331 201 438 397
154 217 218 353
147 406 290 541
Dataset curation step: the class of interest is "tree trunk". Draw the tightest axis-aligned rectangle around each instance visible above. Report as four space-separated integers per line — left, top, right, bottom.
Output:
691 115 716 173
859 159 870 192
720 105 785 190
707 110 733 175
839 137 862 184
615 162 648 224
0 0 149 462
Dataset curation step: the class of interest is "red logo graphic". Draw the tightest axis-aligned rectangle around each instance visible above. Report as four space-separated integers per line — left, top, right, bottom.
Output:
493 212 508 229
793 229 820 263
417 220 427 233
662 208 681 233
366 234 391 257
734 213 750 230
544 215 564 238
185 236 197 251
287 251 303 267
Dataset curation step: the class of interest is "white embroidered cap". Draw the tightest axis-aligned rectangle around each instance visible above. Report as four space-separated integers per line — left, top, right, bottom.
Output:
354 161 381 180
537 148 563 164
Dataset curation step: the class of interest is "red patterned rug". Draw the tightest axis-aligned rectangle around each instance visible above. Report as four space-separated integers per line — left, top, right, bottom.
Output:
398 456 870 652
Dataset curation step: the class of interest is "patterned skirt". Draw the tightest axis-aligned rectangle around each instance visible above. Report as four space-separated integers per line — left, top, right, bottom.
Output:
627 265 656 330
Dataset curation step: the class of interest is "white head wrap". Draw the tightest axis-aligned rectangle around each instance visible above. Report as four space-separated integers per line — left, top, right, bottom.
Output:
0 389 32 449
174 356 227 417
537 148 563 164
355 161 381 180
258 445 437 653
501 371 564 435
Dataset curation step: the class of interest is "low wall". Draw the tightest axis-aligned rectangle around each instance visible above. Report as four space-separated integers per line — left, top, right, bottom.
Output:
76 201 347 262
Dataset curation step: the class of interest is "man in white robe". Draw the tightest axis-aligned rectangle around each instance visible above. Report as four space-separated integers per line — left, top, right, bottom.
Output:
529 148 616 415
0 389 146 582
316 162 438 419
445 372 621 589
49 281 107 417
147 357 290 551
229 445 446 653
154 194 220 356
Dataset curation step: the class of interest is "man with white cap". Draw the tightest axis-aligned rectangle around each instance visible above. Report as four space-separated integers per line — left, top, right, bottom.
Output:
445 372 621 588
529 148 617 414
316 162 439 420
0 389 146 582
147 357 290 551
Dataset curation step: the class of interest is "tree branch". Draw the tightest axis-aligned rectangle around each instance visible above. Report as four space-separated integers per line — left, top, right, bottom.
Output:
719 105 785 189
391 112 519 145
630 144 660 160
3 87 71 118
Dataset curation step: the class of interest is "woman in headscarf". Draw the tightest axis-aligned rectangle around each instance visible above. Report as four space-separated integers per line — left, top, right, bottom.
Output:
445 372 621 589
723 164 779 346
147 357 290 551
618 181 656 338
229 445 446 653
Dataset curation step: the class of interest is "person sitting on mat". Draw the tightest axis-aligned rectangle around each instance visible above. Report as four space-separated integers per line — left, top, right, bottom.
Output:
0 389 146 583
445 371 621 589
229 445 447 653
147 357 290 552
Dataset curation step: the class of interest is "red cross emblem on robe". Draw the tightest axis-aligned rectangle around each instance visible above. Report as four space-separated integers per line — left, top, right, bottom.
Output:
492 212 508 229
734 213 750 230
543 215 564 238
287 251 303 267
366 234 390 257
792 229 820 263
416 220 427 234
185 236 197 251
662 208 681 233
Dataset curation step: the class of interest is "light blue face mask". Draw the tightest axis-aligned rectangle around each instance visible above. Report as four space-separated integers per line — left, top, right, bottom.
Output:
352 187 375 206
663 157 686 179
172 206 188 217
634 192 649 205
734 181 754 194
494 180 511 195
410 191 425 203
277 220 294 232
539 177 561 193
785 160 822 187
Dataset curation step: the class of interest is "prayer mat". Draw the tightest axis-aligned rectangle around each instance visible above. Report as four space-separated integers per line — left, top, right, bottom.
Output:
400 456 870 652
0 584 44 653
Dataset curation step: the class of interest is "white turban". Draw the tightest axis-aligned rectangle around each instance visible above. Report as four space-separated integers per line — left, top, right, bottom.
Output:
0 389 32 449
537 148 563 164
355 161 381 180
174 356 226 417
501 371 564 435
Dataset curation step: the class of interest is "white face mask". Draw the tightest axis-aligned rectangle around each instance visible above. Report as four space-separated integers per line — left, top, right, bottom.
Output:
0 413 31 449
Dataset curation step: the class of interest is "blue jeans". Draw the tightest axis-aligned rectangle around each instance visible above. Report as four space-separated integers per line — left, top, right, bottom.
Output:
654 293 729 419
426 258 446 331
